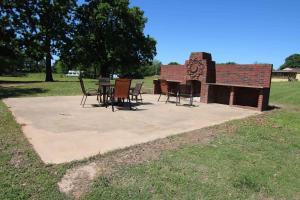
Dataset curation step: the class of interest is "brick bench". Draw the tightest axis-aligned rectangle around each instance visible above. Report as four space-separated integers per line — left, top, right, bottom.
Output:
207 83 270 111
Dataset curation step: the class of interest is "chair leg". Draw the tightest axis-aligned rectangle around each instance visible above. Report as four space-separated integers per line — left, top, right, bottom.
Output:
140 93 143 103
166 94 169 103
82 96 87 107
80 95 85 105
111 98 114 112
128 97 132 110
158 94 162 102
97 94 101 104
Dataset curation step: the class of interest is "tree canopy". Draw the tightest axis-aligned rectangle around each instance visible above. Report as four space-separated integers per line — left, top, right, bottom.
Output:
61 0 157 78
280 54 300 69
0 3 23 75
1 0 76 81
168 62 180 65
1 0 156 80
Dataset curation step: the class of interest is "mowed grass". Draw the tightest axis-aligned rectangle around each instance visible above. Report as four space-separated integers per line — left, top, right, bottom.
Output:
0 73 299 199
84 111 300 200
0 100 68 199
83 82 300 199
0 73 157 98
270 81 300 107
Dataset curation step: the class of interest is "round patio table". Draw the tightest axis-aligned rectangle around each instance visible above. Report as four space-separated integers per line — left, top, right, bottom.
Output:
97 82 114 105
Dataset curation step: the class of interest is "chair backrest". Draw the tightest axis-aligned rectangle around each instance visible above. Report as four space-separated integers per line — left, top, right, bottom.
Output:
179 84 191 95
79 77 86 95
114 79 132 98
99 77 110 85
132 82 143 95
160 79 168 94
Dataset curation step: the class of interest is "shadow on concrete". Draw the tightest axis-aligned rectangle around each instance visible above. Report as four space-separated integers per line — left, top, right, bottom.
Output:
0 86 48 99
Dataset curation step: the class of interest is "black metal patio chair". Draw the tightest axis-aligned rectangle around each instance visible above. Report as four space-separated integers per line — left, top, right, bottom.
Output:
79 77 100 107
130 82 143 103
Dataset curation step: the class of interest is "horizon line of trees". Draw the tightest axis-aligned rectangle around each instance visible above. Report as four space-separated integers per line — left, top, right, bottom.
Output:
0 0 157 81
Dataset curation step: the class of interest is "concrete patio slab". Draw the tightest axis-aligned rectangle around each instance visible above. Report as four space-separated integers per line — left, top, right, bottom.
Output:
4 95 259 164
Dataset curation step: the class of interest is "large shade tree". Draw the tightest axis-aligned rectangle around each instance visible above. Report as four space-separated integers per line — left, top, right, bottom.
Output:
1 0 76 81
280 54 300 69
0 3 22 75
62 0 156 77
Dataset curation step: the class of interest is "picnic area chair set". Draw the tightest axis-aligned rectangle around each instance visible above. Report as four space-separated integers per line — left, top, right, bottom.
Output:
79 77 144 111
79 76 197 110
157 79 197 106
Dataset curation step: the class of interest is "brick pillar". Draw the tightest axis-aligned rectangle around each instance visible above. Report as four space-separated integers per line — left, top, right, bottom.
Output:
200 84 208 103
257 89 264 111
258 88 270 111
153 80 161 94
200 84 214 103
229 87 235 106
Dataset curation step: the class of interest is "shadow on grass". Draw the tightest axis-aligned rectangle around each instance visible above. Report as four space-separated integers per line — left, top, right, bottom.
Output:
0 86 48 99
267 105 281 111
0 80 85 84
0 80 44 84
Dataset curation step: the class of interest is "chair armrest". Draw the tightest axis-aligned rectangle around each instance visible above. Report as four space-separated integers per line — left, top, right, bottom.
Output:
86 88 99 92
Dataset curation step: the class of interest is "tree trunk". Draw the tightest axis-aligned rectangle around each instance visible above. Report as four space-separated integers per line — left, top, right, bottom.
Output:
100 64 109 77
94 65 97 78
45 38 53 82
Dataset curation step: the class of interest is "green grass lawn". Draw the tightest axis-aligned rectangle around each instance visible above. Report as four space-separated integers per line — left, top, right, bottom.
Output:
0 73 299 199
0 73 157 98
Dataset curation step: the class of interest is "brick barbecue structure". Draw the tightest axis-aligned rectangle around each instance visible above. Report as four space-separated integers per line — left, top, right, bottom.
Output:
154 52 273 111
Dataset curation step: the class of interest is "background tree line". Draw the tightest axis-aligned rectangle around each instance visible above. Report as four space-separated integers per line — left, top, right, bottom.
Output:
0 0 158 81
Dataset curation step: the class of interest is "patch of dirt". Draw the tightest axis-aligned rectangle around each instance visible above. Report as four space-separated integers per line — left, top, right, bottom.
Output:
58 163 99 199
9 149 25 168
258 192 275 200
58 127 221 199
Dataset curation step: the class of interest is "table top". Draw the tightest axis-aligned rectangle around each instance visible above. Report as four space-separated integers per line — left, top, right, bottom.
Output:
166 79 182 83
96 82 115 87
153 79 182 83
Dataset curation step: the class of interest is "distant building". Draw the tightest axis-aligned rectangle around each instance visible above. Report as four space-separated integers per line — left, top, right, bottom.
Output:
272 68 300 82
283 68 300 80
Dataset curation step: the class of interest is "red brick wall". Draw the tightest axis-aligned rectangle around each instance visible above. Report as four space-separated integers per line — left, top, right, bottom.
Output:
156 53 272 111
160 65 187 83
215 64 273 88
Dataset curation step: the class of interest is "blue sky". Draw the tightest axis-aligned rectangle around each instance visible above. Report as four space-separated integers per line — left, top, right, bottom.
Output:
79 0 300 69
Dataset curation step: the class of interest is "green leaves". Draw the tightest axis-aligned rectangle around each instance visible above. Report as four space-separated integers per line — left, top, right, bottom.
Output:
1 0 77 80
280 54 300 69
2 0 156 79
64 0 157 77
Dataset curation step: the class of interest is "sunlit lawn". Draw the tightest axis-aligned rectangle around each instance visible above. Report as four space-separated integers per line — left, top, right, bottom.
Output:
0 73 299 199
0 73 157 98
